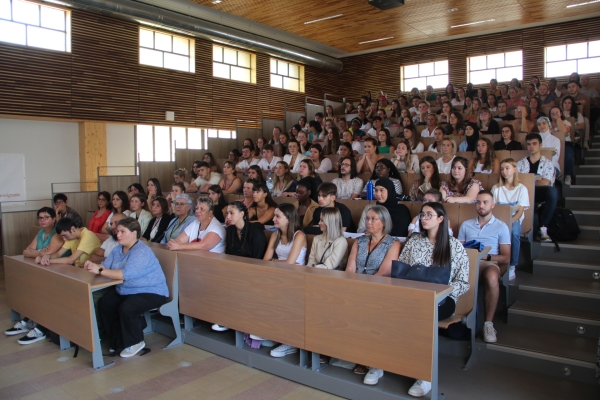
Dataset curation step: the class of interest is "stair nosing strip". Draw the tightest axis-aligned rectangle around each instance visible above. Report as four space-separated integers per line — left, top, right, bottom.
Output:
518 285 600 299
534 260 600 270
485 344 596 368
508 308 600 325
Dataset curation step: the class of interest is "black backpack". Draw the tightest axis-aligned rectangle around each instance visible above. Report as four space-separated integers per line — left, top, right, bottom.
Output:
547 207 580 244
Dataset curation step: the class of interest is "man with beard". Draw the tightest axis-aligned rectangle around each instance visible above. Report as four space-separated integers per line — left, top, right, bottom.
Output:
458 191 510 344
89 213 125 263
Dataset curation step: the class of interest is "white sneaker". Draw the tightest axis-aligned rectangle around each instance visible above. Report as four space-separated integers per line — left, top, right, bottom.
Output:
363 368 384 385
539 227 551 242
17 328 46 345
408 380 432 397
270 344 297 357
509 266 516 281
211 324 229 332
120 341 145 358
329 358 356 369
249 334 265 340
5 320 29 336
564 176 572 185
483 322 497 343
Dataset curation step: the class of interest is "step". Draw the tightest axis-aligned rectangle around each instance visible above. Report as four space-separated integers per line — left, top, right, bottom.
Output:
564 196 600 210
572 209 600 226
578 225 600 240
562 184 600 197
582 157 600 165
508 301 600 339
575 165 600 174
510 273 600 312
533 257 600 281
573 175 600 185
539 238 600 262
475 323 598 384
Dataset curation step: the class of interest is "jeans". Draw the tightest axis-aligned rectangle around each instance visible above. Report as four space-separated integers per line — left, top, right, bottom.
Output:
565 143 575 178
510 220 522 266
535 185 558 227
98 288 167 351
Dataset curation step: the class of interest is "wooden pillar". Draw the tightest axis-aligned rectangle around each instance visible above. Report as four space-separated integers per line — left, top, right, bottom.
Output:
78 121 107 192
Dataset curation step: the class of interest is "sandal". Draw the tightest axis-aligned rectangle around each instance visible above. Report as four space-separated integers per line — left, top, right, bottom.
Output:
353 364 368 375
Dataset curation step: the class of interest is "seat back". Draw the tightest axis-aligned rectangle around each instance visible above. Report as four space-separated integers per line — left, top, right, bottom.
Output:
454 248 480 317
519 173 535 235
336 199 372 228
147 244 178 303
272 197 299 208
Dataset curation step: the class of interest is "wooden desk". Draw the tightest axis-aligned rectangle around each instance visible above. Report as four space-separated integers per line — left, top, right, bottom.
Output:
4 255 122 370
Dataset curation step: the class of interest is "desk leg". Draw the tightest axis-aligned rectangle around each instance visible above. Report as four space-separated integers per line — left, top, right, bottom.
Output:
90 288 114 370
184 315 195 331
310 351 325 371
235 331 244 348
59 336 73 351
299 350 308 369
432 300 445 400
11 310 20 323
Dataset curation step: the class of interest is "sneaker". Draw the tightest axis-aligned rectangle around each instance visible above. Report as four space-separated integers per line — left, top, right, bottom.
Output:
211 324 229 332
564 176 572 185
249 334 266 340
120 341 145 358
483 322 497 343
539 227 551 242
270 344 297 357
408 380 432 397
329 358 356 369
584 143 589 149
17 328 46 345
363 368 384 385
5 321 29 336
509 266 516 281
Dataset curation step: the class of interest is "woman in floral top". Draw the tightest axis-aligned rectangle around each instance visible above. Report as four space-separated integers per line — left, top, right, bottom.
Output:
440 157 482 203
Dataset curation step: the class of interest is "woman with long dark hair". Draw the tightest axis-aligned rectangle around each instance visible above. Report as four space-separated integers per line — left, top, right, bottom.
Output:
409 156 442 201
225 201 267 259
248 181 277 225
142 197 174 243
208 185 228 223
469 137 499 174
88 191 113 233
441 157 482 203
146 178 162 204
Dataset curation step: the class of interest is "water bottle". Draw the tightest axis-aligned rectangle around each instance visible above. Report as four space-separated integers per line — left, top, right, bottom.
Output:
266 172 274 193
366 180 373 201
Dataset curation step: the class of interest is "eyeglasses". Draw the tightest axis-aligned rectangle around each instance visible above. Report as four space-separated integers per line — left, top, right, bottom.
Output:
38 216 51 221
340 163 352 167
419 212 439 220
174 202 188 207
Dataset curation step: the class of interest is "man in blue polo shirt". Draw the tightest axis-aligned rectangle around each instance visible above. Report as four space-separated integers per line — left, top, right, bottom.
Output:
458 190 510 344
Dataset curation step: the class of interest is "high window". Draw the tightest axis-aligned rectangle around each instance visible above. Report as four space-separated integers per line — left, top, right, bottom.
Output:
468 51 523 85
270 58 304 92
139 28 195 73
212 45 256 83
0 0 70 52
401 60 449 91
546 40 600 77
136 126 205 162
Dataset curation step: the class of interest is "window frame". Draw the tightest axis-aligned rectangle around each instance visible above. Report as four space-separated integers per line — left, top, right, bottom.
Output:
135 125 207 162
467 50 523 85
139 27 195 73
544 40 600 78
212 44 256 84
269 58 305 92
400 60 449 92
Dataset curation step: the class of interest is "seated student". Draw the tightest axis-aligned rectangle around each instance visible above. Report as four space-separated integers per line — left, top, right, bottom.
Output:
391 139 419 173
305 182 356 234
53 193 83 228
436 138 457 174
90 213 126 263
493 124 522 151
208 185 227 223
363 158 403 197
307 120 324 143
203 152 222 174
459 122 479 152
129 193 152 233
407 190 453 236
400 202 470 397
357 137 384 174
357 178 411 237
146 178 162 204
536 116 561 173
492 159 530 281
127 183 146 199
307 207 348 270
282 159 323 200
409 156 442 201
420 114 438 137
241 179 256 209
468 137 500 174
5 207 65 344
167 182 185 214
403 125 425 153
297 130 313 157
142 197 174 243
296 178 320 227
257 144 282 172
272 161 294 196
166 197 226 253
218 161 242 194
478 107 500 134
517 133 557 242
345 205 401 384
341 130 364 155
309 143 332 173
458 191 510 344
247 165 265 185
84 218 168 358
332 156 364 199
173 168 190 190
427 127 445 153
260 204 307 357
36 217 101 267
367 115 384 137
494 100 516 121
102 191 131 235
248 181 277 225
236 145 260 174
186 161 222 193
550 106 575 185
228 148 242 166
441 157 482 203
538 83 556 106
161 194 195 244
377 129 395 154
510 105 536 134
282 139 307 173
88 191 113 234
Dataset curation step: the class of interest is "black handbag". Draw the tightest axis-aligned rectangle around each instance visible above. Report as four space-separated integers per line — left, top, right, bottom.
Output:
391 261 451 304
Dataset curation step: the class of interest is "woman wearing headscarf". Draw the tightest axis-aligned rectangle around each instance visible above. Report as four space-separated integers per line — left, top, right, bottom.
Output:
357 178 411 237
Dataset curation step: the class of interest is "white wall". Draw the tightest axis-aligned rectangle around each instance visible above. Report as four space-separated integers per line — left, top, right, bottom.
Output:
0 118 80 201
106 124 135 174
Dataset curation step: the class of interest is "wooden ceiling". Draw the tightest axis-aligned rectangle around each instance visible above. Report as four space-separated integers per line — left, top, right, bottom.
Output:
189 0 600 54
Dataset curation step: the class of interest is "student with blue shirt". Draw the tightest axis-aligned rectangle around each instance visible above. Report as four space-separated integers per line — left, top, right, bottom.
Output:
458 191 510 344
84 218 169 358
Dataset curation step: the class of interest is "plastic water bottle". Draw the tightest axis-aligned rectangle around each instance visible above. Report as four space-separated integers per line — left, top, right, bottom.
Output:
266 172 274 193
366 180 373 201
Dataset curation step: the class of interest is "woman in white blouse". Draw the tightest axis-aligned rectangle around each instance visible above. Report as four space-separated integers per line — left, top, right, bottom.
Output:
436 138 456 174
307 207 348 270
309 144 332 173
166 197 225 253
282 139 306 173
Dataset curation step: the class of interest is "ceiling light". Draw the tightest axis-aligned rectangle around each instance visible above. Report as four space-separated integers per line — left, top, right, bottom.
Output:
304 14 344 25
451 19 495 28
447 8 458 12
567 0 600 7
212 0 222 4
359 37 394 45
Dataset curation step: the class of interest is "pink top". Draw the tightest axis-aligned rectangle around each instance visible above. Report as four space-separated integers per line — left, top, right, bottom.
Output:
440 179 482 200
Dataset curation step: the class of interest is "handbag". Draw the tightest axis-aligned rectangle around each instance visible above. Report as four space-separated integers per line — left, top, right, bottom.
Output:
391 261 451 305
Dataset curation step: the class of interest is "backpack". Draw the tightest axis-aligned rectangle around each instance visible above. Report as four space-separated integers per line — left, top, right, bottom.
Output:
547 207 580 244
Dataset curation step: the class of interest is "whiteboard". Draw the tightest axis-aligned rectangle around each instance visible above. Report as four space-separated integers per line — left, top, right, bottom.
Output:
0 153 26 202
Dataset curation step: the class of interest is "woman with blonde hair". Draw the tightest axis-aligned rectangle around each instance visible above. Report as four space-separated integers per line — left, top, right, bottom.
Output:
391 139 419 173
469 137 500 174
492 158 529 280
271 161 294 196
307 207 348 270
173 168 189 190
436 138 457 174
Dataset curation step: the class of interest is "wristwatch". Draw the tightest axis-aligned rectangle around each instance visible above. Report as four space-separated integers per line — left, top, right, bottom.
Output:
98 268 103 275
486 254 492 261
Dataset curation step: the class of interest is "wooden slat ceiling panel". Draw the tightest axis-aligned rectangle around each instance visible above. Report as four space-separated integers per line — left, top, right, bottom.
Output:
543 18 600 47
71 10 139 122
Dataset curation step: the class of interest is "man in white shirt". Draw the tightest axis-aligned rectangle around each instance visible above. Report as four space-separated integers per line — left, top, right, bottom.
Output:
409 95 421 117
257 144 281 171
331 156 364 199
420 114 438 137
412 100 429 125
89 213 125 263
236 145 260 173
536 117 561 172
187 162 222 193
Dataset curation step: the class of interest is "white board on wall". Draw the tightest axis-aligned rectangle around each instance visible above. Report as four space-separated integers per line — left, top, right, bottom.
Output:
0 153 26 202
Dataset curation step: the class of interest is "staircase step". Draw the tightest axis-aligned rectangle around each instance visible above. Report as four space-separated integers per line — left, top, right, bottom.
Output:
533 258 600 281
583 157 600 165
572 209 600 226
564 196 600 210
562 185 600 196
578 225 600 240
510 273 600 312
476 323 597 384
575 165 600 174
573 175 600 185
539 238 600 262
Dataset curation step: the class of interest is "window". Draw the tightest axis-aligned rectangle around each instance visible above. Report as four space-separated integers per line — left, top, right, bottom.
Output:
136 125 205 162
213 45 256 83
545 40 600 77
0 0 70 52
270 58 304 92
139 28 195 73
207 129 236 139
401 60 448 91
468 51 522 85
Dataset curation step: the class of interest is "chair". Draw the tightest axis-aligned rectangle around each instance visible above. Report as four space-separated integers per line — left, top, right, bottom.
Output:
336 199 372 228
272 197 299 208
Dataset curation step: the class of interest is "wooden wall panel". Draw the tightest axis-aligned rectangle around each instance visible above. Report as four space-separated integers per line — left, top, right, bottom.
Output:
139 162 176 194
466 30 524 57
1 211 39 256
98 175 139 195
523 27 545 84
195 39 213 127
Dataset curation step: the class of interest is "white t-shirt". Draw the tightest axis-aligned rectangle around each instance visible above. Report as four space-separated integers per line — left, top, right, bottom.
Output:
428 143 440 153
348 141 365 155
451 99 464 107
410 142 425 154
366 127 378 137
257 156 282 170
436 156 455 174
183 217 226 253
421 127 437 137
492 184 530 223
236 158 259 170
315 158 332 173
539 130 561 171
473 161 493 174
194 173 222 188
100 236 119 257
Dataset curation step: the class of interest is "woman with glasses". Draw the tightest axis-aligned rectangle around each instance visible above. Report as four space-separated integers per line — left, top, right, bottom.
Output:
400 202 469 398
167 197 226 253
493 125 522 151
444 112 465 137
160 194 195 244
477 107 500 134
167 182 185 214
